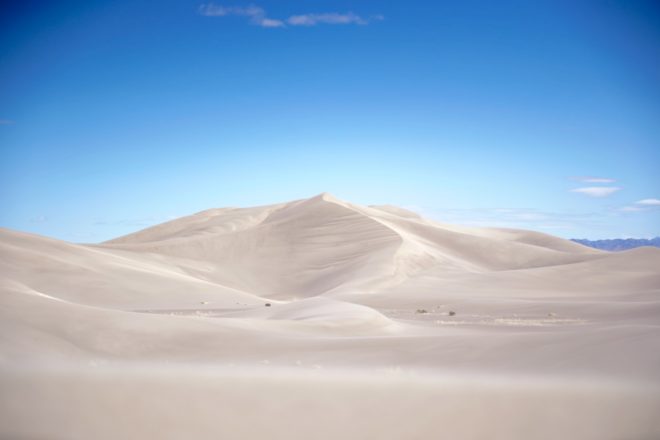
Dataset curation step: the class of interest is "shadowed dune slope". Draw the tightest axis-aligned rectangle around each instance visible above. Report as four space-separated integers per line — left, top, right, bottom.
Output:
0 228 263 309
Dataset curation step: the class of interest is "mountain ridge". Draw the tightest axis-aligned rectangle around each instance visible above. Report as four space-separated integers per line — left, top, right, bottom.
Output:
571 237 660 251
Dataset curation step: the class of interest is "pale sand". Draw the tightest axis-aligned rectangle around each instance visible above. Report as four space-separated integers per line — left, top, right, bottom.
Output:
1 192 659 439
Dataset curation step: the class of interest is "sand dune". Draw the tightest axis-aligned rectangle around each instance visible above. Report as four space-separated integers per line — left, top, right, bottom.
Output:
1 193 659 439
0 228 264 309
101 192 609 296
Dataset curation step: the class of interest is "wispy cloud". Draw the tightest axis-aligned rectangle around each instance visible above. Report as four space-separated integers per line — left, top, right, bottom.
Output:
570 187 621 198
198 3 284 27
619 199 660 212
287 12 382 26
636 198 660 206
571 176 616 184
413 206 605 233
0 119 14 125
259 17 286 28
198 4 262 17
198 4 382 28
620 198 660 213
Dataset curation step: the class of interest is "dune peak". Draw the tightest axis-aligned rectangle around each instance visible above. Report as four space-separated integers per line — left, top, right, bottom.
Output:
311 192 341 203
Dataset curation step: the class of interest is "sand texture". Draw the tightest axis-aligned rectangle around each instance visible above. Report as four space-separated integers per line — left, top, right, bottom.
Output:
2 193 659 439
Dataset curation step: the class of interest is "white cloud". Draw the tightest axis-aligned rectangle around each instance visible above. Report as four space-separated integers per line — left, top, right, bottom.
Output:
258 17 285 28
198 3 283 27
570 187 621 198
198 4 264 17
199 4 382 28
0 119 14 125
423 207 601 232
287 12 380 26
636 198 660 206
572 176 616 183
618 199 660 213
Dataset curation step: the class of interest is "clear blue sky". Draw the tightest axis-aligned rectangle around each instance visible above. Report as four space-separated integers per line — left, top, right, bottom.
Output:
1 0 659 242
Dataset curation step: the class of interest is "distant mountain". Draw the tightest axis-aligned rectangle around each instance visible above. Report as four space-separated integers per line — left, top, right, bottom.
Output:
572 237 660 251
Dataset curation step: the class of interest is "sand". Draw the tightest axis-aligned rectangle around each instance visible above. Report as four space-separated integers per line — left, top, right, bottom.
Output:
1 192 659 439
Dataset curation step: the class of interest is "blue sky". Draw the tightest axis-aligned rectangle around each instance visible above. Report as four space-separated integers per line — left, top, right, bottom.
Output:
1 0 659 242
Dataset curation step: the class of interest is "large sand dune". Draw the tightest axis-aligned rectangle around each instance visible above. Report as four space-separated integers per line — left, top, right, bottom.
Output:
2 193 659 439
